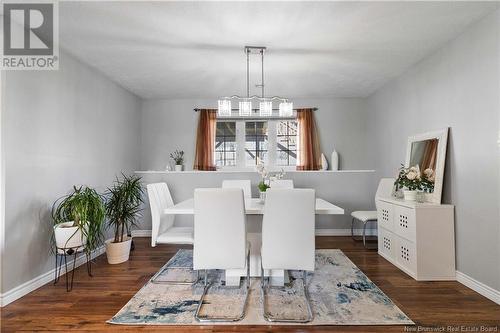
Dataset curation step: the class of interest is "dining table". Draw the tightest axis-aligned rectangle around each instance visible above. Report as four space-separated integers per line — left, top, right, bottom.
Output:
164 197 345 286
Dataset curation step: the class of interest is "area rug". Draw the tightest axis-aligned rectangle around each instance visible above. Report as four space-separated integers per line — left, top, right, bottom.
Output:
108 249 413 326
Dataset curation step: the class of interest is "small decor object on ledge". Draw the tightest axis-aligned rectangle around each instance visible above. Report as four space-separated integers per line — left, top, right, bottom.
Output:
321 153 328 171
256 160 285 203
170 150 184 172
331 149 339 171
394 164 435 201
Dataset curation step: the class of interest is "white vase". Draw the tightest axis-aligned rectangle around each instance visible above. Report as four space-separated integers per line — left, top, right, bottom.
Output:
54 222 86 250
259 191 266 204
105 237 132 264
321 153 328 171
331 150 339 171
174 164 183 172
403 190 417 201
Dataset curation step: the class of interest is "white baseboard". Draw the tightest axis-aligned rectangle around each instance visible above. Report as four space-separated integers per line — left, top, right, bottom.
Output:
315 228 377 236
131 229 153 237
456 271 500 305
0 246 105 307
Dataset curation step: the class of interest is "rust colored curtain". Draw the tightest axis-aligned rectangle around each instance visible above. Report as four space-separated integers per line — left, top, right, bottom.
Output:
297 108 322 170
193 109 217 171
421 138 438 171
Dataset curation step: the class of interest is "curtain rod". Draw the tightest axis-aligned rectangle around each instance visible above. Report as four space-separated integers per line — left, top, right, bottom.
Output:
193 107 318 112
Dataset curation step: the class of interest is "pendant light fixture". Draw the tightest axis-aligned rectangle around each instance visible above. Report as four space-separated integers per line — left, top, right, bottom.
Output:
217 46 293 117
279 101 293 117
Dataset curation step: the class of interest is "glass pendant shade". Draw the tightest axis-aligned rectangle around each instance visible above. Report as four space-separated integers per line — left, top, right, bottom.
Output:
239 100 252 116
259 100 273 117
279 101 293 117
218 99 232 116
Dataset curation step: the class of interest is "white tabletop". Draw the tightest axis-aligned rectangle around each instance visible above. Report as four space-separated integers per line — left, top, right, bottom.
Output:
164 197 344 215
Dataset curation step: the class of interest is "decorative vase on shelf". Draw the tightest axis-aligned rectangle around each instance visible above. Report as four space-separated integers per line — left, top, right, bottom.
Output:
174 164 183 172
321 153 328 171
403 190 417 201
331 150 339 171
259 191 266 204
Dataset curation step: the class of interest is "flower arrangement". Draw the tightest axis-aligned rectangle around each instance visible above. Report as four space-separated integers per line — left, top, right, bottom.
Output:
395 164 435 193
169 150 184 165
256 160 285 192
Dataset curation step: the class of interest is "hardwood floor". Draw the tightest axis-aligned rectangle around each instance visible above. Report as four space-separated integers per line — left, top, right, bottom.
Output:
1 236 499 332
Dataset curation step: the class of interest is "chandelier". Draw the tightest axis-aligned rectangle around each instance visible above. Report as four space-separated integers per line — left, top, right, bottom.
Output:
218 46 293 118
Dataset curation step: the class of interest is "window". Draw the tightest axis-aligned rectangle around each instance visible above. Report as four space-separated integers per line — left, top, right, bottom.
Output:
276 120 298 166
215 121 236 167
215 119 298 169
245 121 268 166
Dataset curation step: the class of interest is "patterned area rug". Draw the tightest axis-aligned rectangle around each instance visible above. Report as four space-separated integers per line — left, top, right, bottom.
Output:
108 249 413 326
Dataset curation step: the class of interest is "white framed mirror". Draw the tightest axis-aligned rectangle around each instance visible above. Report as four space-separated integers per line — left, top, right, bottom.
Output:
405 128 449 203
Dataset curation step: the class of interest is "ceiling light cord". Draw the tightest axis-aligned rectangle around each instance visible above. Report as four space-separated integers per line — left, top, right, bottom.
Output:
246 48 250 98
261 48 265 98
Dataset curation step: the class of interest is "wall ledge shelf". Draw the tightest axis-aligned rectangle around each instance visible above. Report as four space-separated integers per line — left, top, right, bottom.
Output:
135 169 376 175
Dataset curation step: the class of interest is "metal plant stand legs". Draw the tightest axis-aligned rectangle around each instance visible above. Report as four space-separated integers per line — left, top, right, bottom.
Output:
53 247 92 292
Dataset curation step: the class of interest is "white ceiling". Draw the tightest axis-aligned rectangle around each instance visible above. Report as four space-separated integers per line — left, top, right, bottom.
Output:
59 1 497 99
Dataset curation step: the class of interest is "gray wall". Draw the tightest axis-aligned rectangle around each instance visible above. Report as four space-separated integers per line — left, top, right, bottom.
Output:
366 10 500 291
140 98 371 171
1 51 141 293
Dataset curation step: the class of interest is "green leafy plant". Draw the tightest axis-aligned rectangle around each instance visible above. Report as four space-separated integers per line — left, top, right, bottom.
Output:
105 174 144 243
51 186 106 251
394 164 434 193
170 150 185 165
258 181 270 192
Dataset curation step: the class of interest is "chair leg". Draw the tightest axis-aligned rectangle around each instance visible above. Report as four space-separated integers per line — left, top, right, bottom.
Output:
351 218 355 239
351 218 364 242
261 267 313 323
195 246 251 322
362 220 379 250
363 221 367 247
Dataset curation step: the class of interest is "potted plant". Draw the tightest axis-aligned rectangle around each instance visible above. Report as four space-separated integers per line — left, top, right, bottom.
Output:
105 174 144 264
170 150 185 171
256 161 285 203
51 186 105 253
395 164 434 201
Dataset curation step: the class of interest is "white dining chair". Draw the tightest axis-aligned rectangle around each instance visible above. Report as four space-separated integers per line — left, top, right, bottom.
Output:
222 180 252 199
261 188 315 323
193 188 250 322
147 183 196 284
269 179 294 189
351 178 395 248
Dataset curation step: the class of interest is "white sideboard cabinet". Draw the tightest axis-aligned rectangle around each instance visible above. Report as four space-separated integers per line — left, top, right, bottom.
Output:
376 196 455 281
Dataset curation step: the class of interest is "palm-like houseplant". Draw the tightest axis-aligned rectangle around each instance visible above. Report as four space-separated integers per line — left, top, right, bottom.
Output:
51 186 106 252
105 174 144 264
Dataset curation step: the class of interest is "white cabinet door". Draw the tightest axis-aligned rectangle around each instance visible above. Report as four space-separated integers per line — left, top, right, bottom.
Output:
378 227 396 259
395 235 417 276
394 205 416 242
377 201 394 232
